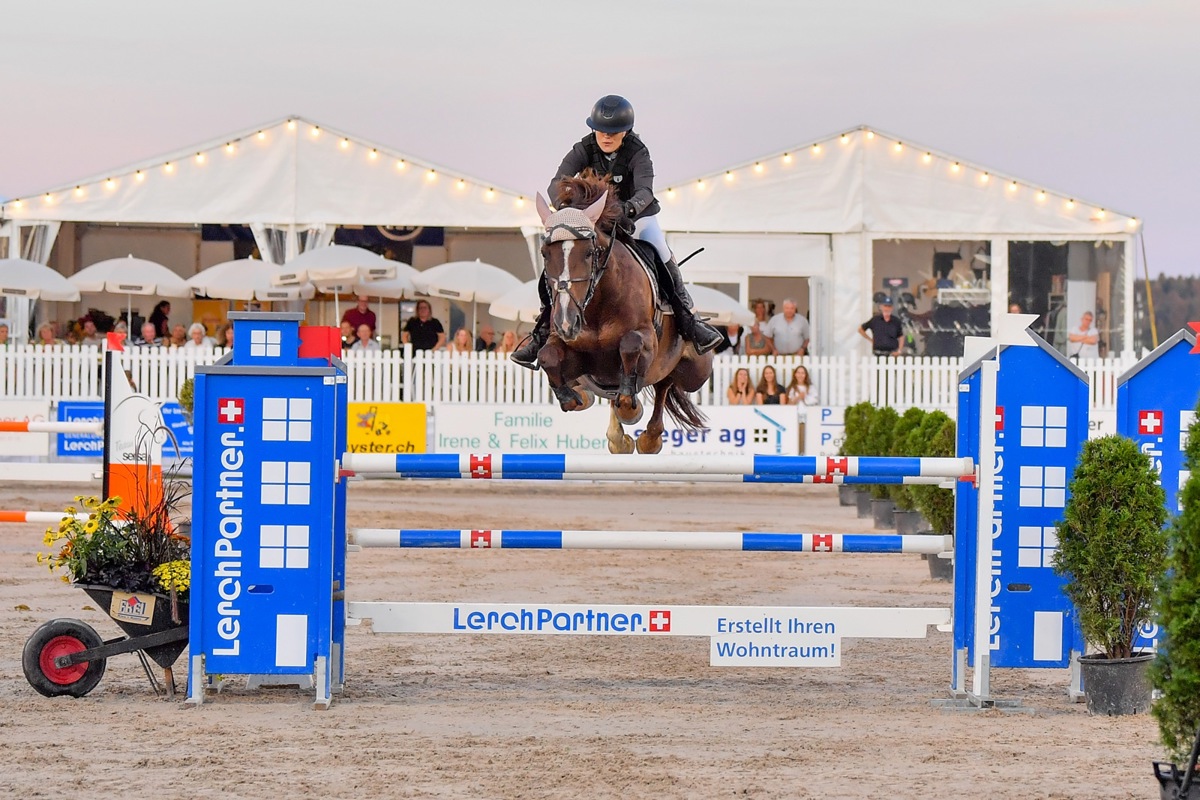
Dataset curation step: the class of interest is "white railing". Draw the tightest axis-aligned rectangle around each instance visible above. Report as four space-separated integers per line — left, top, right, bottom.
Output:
0 345 1137 412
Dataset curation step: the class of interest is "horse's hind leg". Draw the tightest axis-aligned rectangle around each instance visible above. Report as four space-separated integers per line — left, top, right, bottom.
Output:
607 404 634 454
635 382 670 454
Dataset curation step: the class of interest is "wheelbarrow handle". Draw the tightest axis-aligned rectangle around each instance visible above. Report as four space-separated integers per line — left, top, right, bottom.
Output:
54 625 188 668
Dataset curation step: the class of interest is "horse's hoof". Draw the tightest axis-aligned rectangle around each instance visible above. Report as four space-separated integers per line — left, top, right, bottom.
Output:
608 434 635 455
616 399 643 426
576 390 596 411
636 433 663 454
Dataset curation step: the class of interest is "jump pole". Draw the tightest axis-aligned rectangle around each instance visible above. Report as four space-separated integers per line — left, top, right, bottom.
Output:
350 471 951 485
351 529 952 554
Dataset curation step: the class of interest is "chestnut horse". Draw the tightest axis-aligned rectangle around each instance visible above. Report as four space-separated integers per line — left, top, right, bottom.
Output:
534 173 713 454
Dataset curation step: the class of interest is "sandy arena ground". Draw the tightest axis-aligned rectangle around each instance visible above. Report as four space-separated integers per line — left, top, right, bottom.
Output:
0 479 1165 799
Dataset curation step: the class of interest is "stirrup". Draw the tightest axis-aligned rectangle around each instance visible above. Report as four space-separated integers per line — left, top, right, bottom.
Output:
510 332 543 369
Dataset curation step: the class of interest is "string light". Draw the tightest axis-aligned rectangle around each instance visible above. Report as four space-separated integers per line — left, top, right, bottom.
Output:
753 162 764 173
13 199 21 208
456 179 466 191
368 148 378 160
425 169 437 182
515 196 525 207
310 125 321 137
893 142 903 153
286 120 296 131
922 152 932 164
840 133 850 144
1128 218 1139 229
74 186 84 197
105 178 116 190
665 187 675 198
724 171 734 182
1066 199 1075 209
164 162 174 174
257 130 266 141
225 142 235 154
980 172 990 184
135 170 144 182
950 162 961 174
865 131 874 140
1008 180 1018 192
340 138 350 149
1037 190 1047 202
696 179 705 190
395 159 406 170
195 152 206 164
43 193 53 205
485 188 496 200
1096 209 1106 219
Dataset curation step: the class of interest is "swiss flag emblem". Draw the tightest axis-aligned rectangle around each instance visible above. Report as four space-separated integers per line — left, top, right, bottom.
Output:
648 609 671 632
825 457 848 475
811 534 834 552
812 474 834 484
1139 410 1163 436
995 406 1004 431
218 398 244 424
470 530 492 548
469 454 492 479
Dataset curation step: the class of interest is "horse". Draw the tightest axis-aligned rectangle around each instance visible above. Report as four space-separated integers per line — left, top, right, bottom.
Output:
534 172 714 454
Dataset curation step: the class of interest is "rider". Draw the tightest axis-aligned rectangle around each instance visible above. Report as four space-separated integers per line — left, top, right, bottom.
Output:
511 94 725 369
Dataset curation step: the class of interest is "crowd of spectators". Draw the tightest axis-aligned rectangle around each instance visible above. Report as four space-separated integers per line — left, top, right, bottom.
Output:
725 364 818 406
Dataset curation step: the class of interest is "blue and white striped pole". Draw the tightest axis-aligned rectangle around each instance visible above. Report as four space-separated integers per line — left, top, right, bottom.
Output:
351 528 952 554
341 453 975 481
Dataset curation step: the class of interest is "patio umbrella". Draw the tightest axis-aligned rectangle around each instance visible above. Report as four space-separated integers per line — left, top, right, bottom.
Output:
414 259 522 333
687 284 755 326
187 258 316 302
272 245 399 319
69 255 190 328
0 258 81 302
488 279 542 324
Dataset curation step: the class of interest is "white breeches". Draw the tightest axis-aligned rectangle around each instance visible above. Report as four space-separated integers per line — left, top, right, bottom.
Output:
634 215 673 264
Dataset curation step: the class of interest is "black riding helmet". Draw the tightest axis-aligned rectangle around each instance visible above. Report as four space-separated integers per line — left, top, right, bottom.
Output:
586 95 635 134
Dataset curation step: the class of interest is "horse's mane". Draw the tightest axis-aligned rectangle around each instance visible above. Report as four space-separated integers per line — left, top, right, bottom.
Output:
554 170 624 238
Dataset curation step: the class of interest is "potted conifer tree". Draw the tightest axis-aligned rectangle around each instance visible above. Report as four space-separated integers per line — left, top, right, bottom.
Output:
889 407 927 535
1052 434 1167 716
1152 409 1200 796
908 411 955 580
840 402 875 515
867 406 899 529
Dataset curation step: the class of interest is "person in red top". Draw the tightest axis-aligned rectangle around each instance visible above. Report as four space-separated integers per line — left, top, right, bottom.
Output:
341 296 376 336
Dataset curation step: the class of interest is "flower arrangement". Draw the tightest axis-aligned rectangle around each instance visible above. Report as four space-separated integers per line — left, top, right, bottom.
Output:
37 484 191 599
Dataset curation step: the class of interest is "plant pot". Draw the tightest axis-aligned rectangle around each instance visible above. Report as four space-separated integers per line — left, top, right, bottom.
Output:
854 490 873 519
838 484 857 507
893 509 925 535
871 499 896 529
1079 653 1153 715
925 551 953 581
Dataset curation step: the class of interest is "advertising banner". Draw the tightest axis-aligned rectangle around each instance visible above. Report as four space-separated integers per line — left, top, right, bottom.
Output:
347 403 426 454
432 404 799 456
0 400 52 456
56 401 105 457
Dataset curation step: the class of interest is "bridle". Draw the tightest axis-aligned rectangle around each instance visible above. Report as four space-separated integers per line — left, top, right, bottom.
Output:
543 220 616 317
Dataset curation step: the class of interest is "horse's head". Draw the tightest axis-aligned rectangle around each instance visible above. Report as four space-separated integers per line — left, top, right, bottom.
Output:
537 188 613 342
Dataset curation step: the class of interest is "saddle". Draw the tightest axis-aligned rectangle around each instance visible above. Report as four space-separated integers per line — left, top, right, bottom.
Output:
613 228 672 323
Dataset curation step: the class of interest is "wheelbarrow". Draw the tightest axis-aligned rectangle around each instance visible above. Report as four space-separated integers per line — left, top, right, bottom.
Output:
1155 723 1200 800
23 584 189 698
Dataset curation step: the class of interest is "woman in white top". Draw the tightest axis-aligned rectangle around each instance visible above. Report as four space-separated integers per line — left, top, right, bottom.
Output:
785 365 819 406
182 323 217 351
350 323 381 352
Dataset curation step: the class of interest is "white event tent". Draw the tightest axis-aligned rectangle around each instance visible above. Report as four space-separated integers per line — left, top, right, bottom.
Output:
0 120 1140 356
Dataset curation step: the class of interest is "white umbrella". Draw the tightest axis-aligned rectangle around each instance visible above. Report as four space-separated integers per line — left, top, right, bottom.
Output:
272 245 400 320
188 258 316 302
415 259 522 333
488 279 542 324
687 284 755 326
0 258 81 302
69 255 191 329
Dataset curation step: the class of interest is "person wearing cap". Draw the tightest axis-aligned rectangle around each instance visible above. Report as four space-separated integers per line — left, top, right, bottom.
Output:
511 94 724 369
858 298 904 357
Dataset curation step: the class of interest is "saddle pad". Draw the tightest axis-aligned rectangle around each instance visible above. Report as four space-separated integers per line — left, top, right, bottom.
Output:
620 234 672 315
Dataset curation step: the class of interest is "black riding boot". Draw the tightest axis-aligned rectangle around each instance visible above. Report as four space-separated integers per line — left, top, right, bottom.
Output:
662 258 724 354
511 279 552 369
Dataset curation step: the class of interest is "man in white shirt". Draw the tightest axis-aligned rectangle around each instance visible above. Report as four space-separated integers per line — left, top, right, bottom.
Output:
1067 311 1100 360
762 299 810 356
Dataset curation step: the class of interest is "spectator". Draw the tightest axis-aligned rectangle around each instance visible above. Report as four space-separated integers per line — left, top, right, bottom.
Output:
350 323 381 352
475 325 497 352
743 321 774 356
216 321 234 349
339 321 357 351
858 299 903 357
169 324 187 348
785 365 818 406
449 327 474 354
79 317 105 347
763 299 810 356
183 323 216 351
752 299 772 327
496 330 519 356
1009 303 1023 314
402 300 446 352
148 301 172 339
717 323 743 355
342 295 376 335
726 368 755 405
755 365 786 405
35 322 62 347
0 322 9 348
136 321 161 347
1067 311 1100 360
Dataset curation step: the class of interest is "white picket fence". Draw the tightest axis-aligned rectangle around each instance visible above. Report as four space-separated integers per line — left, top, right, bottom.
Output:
0 345 1136 413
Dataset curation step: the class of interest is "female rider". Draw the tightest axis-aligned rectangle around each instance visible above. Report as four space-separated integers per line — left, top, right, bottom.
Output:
511 95 723 368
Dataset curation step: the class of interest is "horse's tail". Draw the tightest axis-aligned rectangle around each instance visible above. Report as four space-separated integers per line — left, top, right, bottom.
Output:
662 384 707 432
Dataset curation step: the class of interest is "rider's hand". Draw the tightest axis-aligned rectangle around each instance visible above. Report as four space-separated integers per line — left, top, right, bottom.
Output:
624 201 638 219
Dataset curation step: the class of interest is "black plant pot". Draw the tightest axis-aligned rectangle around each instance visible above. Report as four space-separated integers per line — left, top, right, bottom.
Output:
838 484 857 507
854 490 873 519
1080 653 1153 715
925 551 953 581
871 499 896 529
893 509 925 535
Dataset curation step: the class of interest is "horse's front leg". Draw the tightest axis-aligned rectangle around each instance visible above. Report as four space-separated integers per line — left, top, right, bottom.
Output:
635 382 670 454
539 338 589 412
615 328 653 424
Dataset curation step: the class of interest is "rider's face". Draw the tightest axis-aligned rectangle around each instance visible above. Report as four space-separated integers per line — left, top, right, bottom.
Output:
594 131 626 154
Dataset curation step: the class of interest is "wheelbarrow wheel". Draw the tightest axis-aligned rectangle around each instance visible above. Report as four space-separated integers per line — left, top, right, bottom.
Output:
23 618 106 698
